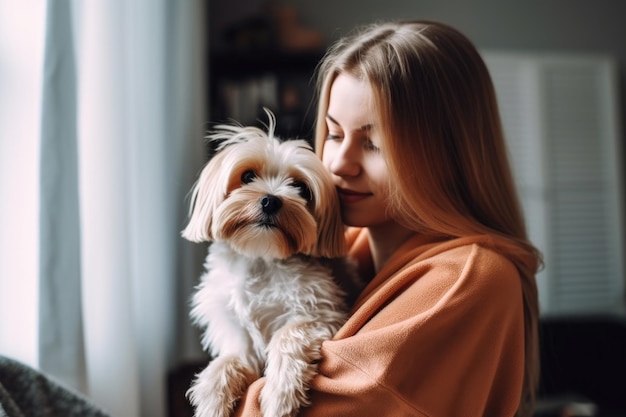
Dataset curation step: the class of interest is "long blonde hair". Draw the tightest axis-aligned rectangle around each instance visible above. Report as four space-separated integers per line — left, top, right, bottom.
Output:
314 20 542 416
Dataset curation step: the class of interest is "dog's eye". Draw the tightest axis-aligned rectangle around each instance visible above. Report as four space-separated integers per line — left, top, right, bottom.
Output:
292 180 312 201
241 170 257 184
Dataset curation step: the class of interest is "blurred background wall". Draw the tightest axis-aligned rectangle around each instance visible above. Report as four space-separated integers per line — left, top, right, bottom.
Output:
209 0 626 67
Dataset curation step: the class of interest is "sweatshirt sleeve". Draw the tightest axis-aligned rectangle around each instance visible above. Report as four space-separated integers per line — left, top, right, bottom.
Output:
234 243 526 417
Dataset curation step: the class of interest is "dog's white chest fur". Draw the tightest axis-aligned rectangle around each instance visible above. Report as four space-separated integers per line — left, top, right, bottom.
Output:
191 242 347 361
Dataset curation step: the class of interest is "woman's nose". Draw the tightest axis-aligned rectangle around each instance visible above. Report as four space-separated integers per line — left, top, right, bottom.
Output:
327 139 361 177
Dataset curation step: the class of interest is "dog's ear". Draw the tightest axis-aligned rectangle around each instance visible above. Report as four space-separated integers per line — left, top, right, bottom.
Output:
313 181 348 258
181 152 228 243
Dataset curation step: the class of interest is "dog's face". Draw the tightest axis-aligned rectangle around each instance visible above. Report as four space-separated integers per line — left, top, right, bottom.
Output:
182 122 346 260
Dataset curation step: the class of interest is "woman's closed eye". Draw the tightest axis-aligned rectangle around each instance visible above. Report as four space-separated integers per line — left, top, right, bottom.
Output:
326 132 342 141
326 132 380 152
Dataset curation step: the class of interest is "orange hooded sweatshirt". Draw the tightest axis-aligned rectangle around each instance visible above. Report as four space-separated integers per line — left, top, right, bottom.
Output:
234 227 526 417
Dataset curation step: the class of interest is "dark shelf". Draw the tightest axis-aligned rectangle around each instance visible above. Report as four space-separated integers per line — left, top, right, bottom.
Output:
207 48 324 143
209 49 324 78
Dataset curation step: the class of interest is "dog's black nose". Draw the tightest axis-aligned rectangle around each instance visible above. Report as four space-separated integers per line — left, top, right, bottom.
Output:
260 194 282 214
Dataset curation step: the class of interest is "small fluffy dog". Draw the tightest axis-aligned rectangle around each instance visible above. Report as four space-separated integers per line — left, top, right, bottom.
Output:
182 111 352 417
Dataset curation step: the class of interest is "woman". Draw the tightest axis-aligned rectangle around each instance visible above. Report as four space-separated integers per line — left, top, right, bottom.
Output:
235 20 541 417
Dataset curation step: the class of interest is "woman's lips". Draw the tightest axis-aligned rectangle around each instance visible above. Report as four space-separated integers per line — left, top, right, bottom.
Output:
336 187 370 204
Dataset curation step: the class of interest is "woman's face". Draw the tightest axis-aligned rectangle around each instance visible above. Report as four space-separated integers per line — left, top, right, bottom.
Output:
322 73 394 228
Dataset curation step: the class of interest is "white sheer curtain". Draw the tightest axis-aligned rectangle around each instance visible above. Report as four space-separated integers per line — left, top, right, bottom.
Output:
0 1 207 416
0 1 44 368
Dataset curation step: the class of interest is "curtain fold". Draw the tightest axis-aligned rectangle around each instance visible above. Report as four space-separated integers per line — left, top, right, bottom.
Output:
76 0 140 414
35 1 208 416
39 0 86 395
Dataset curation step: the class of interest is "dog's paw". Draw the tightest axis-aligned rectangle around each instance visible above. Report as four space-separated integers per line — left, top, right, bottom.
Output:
261 348 316 417
260 321 333 417
187 356 257 417
260 383 304 417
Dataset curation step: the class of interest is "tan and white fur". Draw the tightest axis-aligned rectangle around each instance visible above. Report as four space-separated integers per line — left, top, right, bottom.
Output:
182 111 351 417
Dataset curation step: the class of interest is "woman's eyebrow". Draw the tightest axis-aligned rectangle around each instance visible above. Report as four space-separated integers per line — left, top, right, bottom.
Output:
326 114 340 126
326 113 373 131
